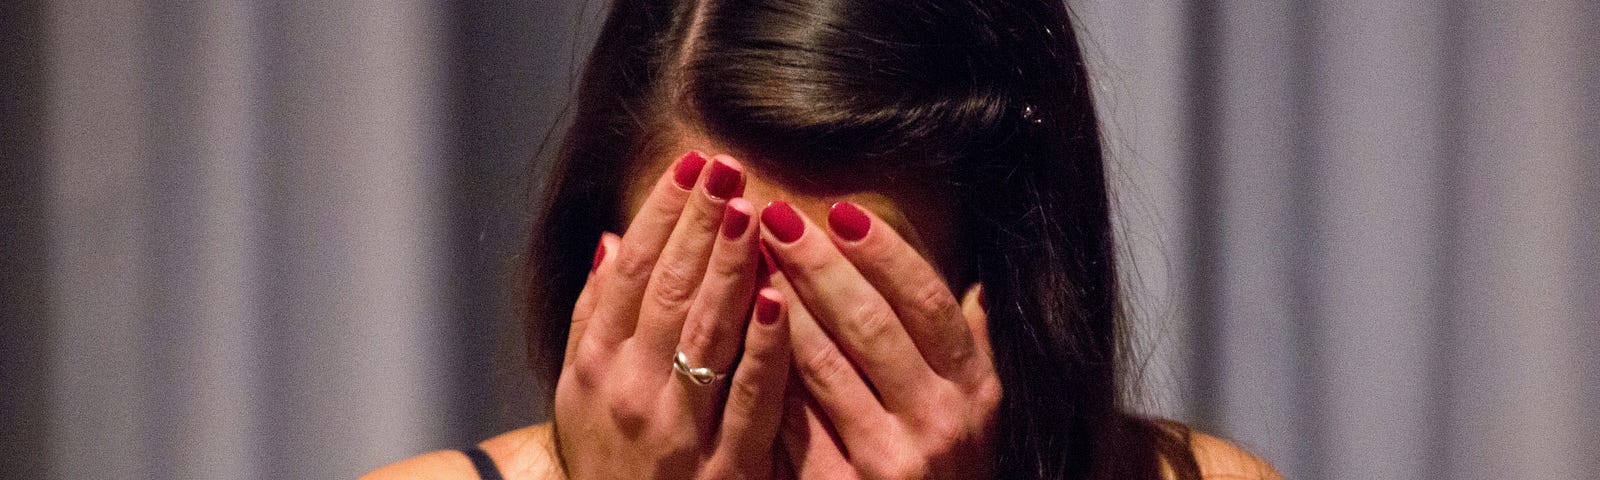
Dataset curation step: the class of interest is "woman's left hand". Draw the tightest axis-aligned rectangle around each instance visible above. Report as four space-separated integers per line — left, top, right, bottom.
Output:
758 201 1001 480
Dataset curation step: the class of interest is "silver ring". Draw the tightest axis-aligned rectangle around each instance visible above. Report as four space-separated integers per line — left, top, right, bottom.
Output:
673 349 727 386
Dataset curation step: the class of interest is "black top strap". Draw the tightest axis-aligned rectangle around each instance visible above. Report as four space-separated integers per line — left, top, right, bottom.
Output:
458 445 505 480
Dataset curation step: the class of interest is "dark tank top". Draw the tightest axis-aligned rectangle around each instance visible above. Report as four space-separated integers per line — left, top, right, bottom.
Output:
458 445 505 480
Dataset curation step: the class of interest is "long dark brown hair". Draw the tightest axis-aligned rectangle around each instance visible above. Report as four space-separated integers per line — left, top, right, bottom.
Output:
524 1 1201 478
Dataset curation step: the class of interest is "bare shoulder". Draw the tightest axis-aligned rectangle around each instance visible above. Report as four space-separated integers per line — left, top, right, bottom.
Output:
361 448 476 480
361 424 564 480
1188 431 1283 480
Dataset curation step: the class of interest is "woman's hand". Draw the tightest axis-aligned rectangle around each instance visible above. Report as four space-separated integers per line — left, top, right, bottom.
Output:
760 201 1001 480
555 152 791 479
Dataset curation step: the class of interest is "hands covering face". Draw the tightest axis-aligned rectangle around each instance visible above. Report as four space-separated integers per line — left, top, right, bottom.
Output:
554 152 1001 480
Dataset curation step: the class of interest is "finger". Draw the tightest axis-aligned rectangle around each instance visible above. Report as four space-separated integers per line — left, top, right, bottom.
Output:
779 387 853 478
566 233 620 366
634 155 746 359
674 197 759 398
584 151 706 349
769 271 889 452
760 200 935 409
826 201 983 383
960 283 993 370
714 288 789 470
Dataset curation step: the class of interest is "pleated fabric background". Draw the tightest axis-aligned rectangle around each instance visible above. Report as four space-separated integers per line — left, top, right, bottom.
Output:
1 1 1595 478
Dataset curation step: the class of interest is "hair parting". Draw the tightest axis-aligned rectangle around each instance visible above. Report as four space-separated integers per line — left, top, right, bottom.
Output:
526 1 1202 478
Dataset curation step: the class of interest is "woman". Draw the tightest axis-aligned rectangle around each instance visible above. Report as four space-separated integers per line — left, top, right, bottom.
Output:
369 0 1279 478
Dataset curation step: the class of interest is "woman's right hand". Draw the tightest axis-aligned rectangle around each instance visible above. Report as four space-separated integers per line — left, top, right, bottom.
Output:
554 152 792 479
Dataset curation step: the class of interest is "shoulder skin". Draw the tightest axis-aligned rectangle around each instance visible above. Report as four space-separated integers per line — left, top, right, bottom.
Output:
366 423 1279 480
361 423 564 480
1186 432 1283 480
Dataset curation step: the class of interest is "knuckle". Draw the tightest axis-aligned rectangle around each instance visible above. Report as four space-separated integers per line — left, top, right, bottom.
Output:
679 314 718 356
934 342 972 374
708 250 748 278
570 344 608 388
872 454 928 480
724 377 764 422
698 461 735 480
744 331 782 365
972 376 1003 409
929 333 974 375
571 359 602 389
609 392 652 434
846 303 899 346
571 302 596 323
615 243 657 280
690 200 723 230
656 423 698 452
922 413 963 448
572 286 599 320
911 283 961 323
799 345 855 392
649 263 699 307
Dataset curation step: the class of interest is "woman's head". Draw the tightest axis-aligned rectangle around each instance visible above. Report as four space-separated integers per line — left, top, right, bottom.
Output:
529 1 1194 478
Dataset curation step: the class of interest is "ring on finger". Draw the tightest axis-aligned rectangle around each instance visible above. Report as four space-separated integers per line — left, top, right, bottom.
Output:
673 349 728 386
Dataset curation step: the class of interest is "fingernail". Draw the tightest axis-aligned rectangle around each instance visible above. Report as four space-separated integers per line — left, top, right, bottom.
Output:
591 239 606 271
756 288 782 325
722 198 752 240
827 201 871 242
705 157 744 200
673 151 707 190
761 201 805 243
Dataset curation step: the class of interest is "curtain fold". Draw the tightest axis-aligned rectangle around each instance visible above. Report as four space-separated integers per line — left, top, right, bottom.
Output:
1083 1 1598 479
42 1 450 477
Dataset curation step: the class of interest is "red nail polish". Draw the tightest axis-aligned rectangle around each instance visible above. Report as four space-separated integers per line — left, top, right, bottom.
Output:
591 240 606 271
761 201 805 243
828 202 871 242
756 288 782 325
705 158 744 200
722 199 752 240
673 151 707 190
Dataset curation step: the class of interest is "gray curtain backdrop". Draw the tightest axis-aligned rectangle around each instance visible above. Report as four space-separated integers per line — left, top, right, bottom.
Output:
2 1 1595 479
